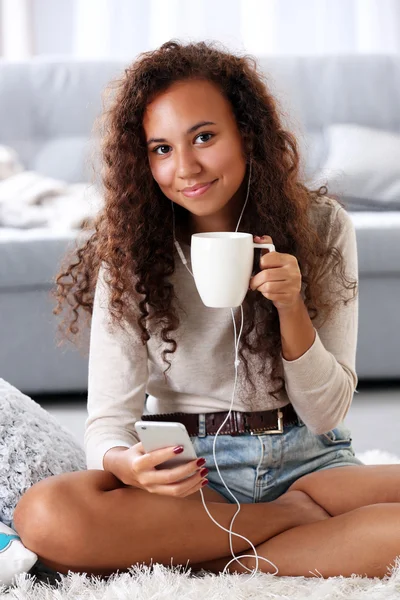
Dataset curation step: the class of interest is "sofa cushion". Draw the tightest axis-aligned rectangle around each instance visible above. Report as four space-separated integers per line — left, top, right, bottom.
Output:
33 136 96 184
342 196 400 212
314 124 400 205
0 59 123 183
349 211 400 275
0 229 80 290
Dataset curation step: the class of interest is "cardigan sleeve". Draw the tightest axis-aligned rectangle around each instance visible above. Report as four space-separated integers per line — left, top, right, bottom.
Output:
281 206 359 434
84 265 148 470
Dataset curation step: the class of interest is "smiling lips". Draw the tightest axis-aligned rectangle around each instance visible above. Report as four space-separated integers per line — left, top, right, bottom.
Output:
181 179 217 198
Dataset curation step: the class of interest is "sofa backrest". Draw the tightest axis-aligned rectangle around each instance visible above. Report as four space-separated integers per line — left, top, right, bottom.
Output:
1 55 400 183
0 59 126 183
257 54 400 175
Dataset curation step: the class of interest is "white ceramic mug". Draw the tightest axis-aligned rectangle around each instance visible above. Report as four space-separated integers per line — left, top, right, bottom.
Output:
191 232 275 308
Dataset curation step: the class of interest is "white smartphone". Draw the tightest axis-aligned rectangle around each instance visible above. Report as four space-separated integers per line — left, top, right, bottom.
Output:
134 421 198 471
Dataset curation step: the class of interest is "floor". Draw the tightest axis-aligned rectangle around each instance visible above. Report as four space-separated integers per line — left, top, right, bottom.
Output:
34 380 400 455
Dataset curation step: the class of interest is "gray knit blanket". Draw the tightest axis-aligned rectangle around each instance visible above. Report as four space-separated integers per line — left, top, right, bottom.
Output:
0 378 86 528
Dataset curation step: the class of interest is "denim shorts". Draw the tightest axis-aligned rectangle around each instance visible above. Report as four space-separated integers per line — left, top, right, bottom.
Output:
190 420 363 504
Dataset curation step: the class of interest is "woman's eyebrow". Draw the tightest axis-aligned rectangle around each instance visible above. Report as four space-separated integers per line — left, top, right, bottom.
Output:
146 121 216 146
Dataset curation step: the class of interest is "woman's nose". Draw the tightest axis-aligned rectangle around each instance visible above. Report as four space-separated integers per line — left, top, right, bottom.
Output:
175 149 202 178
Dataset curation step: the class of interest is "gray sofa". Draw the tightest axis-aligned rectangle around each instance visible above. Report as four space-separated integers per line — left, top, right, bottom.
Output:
0 55 399 394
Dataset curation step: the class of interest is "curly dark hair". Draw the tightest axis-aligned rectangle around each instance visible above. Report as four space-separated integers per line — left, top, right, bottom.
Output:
53 39 357 409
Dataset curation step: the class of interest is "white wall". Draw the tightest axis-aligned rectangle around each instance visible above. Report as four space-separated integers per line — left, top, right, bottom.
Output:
1 0 400 59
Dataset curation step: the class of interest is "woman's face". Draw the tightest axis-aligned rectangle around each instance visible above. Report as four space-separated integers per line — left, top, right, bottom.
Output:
143 78 247 233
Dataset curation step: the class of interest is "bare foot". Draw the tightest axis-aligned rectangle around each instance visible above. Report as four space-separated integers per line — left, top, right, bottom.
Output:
272 490 331 527
190 491 331 576
233 491 331 575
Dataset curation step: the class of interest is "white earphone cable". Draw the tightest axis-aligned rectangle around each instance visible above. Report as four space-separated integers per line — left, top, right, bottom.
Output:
171 161 279 578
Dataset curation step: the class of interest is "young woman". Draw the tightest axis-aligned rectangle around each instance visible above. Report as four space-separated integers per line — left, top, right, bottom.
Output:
13 40 400 580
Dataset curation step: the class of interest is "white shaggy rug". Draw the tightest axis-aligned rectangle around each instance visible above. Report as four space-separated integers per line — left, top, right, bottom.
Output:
1 449 400 599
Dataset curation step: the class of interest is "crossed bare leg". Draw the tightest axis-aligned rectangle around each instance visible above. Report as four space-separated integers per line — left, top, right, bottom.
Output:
193 465 400 578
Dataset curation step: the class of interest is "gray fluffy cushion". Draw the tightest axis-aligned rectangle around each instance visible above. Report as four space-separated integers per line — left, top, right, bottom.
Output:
0 378 86 528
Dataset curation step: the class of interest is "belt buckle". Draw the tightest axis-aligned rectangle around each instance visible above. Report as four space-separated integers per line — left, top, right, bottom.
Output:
249 409 284 435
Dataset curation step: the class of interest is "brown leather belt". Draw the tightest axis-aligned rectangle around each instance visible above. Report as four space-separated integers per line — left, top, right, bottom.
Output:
141 404 299 436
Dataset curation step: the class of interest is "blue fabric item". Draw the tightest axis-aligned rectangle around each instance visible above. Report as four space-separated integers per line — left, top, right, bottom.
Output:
0 533 20 552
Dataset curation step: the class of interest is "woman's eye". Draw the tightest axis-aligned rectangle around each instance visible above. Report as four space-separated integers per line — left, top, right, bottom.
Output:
196 133 213 143
153 145 171 155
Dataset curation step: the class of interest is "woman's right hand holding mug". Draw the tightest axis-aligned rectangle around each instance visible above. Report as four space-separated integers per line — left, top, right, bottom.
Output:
103 442 209 497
